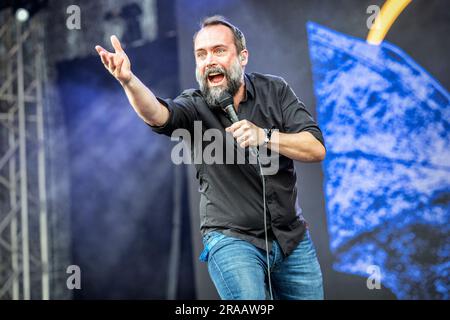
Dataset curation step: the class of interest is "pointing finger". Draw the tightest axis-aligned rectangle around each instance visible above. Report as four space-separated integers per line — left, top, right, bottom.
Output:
111 35 124 53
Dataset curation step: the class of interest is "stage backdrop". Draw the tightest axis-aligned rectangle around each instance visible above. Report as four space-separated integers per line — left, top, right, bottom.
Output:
308 22 449 300
57 37 196 299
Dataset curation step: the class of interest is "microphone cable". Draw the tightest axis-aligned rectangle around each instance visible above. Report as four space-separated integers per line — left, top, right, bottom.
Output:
255 149 274 300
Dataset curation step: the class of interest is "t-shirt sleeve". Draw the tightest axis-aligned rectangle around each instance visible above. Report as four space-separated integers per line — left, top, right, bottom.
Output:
148 90 199 136
279 80 325 147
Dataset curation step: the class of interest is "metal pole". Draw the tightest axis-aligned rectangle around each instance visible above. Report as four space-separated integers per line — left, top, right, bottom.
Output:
9 109 20 300
6 16 20 300
35 19 50 300
17 19 31 300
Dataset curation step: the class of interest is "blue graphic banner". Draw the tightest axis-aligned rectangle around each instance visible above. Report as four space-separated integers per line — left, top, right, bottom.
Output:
307 22 449 299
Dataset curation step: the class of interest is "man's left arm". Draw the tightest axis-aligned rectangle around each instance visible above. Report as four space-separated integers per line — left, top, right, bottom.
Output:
267 130 325 162
226 121 325 162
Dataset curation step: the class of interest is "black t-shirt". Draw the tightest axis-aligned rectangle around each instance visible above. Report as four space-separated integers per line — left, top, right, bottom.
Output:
151 72 325 256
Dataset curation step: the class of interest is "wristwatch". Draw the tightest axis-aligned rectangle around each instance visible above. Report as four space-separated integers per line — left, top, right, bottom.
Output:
263 127 274 145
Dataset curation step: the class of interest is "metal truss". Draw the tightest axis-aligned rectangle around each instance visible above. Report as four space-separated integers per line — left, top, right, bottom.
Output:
0 9 69 300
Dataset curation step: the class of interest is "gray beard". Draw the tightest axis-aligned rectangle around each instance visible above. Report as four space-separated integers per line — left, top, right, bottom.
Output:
196 58 243 108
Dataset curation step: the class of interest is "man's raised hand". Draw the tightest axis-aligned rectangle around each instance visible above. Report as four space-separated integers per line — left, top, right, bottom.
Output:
95 35 132 85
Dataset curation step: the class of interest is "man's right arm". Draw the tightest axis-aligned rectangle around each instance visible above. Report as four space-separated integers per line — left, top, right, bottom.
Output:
95 35 169 127
121 73 169 126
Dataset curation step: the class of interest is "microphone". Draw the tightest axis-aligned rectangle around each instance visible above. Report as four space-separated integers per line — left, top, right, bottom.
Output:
217 92 258 157
217 92 239 123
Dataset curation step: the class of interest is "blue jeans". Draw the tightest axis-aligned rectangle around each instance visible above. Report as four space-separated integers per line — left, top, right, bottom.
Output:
199 231 324 300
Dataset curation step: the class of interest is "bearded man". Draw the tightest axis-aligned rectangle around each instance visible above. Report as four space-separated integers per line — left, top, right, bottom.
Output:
95 15 326 300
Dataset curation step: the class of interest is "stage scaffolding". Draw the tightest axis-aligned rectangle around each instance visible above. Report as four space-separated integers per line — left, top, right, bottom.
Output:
0 9 71 300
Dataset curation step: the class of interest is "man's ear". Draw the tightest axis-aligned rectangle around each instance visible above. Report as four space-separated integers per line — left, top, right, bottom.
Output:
239 49 249 66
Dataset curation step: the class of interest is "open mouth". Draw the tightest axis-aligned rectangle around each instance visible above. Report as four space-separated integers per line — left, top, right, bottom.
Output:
207 72 225 85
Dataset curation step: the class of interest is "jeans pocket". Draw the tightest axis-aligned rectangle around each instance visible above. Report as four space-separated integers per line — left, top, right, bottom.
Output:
199 231 226 262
